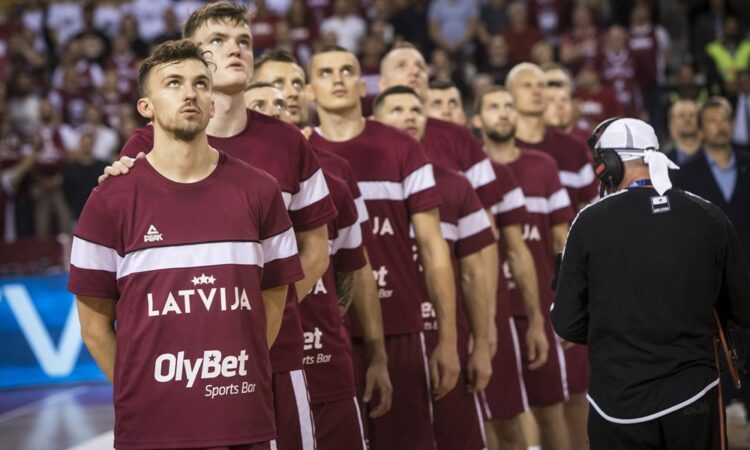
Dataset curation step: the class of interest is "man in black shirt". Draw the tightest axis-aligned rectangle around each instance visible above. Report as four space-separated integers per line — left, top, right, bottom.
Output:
552 117 750 450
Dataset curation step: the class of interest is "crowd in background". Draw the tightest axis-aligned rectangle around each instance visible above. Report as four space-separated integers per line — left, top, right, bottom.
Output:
1 0 750 245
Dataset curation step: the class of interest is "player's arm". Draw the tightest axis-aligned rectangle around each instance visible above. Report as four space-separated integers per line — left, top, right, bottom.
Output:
350 250 392 418
335 271 355 315
262 285 288 347
76 296 117 383
413 208 460 399
550 220 589 344
551 222 570 255
294 225 330 300
459 245 493 392
501 224 549 369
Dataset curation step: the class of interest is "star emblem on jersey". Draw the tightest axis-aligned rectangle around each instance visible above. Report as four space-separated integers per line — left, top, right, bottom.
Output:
143 224 163 242
191 274 216 286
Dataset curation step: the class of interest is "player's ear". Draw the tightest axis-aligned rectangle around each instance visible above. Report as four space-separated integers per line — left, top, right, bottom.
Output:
377 76 387 93
471 114 482 130
305 84 315 102
358 79 367 98
137 97 154 120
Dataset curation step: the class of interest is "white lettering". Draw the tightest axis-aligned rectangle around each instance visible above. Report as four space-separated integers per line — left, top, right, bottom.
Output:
303 327 323 351
372 266 389 287
372 216 395 236
154 349 250 388
521 224 541 241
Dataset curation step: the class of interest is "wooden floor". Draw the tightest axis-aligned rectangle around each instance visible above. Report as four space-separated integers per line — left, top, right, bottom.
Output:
1 384 750 450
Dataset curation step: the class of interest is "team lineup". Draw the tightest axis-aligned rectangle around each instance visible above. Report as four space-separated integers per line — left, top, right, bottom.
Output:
68 2 601 450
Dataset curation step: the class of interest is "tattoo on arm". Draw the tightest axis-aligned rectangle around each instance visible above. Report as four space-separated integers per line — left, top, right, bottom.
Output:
335 271 355 315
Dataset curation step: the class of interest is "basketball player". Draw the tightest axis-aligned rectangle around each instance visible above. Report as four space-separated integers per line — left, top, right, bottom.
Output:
476 86 575 450
425 80 468 126
307 46 459 450
103 3 337 449
71 40 299 450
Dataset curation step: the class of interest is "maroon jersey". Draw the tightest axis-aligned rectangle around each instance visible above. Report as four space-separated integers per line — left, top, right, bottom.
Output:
49 88 90 127
490 161 530 320
301 171 365 404
310 120 441 335
423 118 502 210
598 50 644 117
420 165 496 357
502 27 545 65
561 26 600 74
628 24 659 87
504 150 574 317
68 152 303 449
575 86 622 129
120 110 337 373
568 123 592 145
530 0 570 42
516 128 598 209
34 125 68 176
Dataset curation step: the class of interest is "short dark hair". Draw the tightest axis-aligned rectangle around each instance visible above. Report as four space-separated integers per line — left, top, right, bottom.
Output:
246 81 275 91
428 79 457 91
183 1 250 38
308 45 356 74
254 49 306 81
474 85 511 113
697 96 733 128
138 39 211 95
373 85 420 115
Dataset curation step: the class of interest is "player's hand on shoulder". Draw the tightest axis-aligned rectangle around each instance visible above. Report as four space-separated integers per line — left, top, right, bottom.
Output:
98 152 145 184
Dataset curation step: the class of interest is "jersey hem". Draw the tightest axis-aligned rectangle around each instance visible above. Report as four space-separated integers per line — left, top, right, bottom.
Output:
114 432 275 449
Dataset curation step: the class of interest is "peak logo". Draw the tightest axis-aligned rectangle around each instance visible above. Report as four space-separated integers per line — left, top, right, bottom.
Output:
154 350 249 388
144 225 163 242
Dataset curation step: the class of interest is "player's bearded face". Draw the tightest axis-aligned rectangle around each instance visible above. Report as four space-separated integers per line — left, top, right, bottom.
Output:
191 20 254 95
380 49 429 100
510 70 547 116
480 91 517 142
308 52 365 112
375 94 426 140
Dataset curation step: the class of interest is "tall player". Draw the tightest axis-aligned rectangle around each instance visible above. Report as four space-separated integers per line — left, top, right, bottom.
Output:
250 50 393 423
506 62 598 211
70 40 300 450
373 85 496 450
475 86 575 450
244 81 391 449
307 46 460 450
107 3 338 450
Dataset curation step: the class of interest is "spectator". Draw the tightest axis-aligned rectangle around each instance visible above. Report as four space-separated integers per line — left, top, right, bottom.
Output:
665 99 702 164
107 34 141 93
360 34 384 115
8 25 47 83
307 0 335 27
0 115 35 242
560 4 600 75
692 0 735 69
319 0 367 53
530 41 555 66
251 0 281 56
153 9 182 45
429 47 468 95
705 15 750 96
62 131 107 220
51 39 105 92
124 0 171 43
502 0 544 65
529 0 571 45
427 0 478 56
93 0 125 39
118 14 149 58
477 34 512 84
599 25 645 119
668 63 709 104
21 0 45 35
477 0 508 43
78 104 119 162
389 0 431 56
46 0 84 46
94 68 132 130
574 65 622 128
285 0 318 65
733 70 750 150
30 99 73 237
49 67 91 127
7 72 41 135
71 5 111 66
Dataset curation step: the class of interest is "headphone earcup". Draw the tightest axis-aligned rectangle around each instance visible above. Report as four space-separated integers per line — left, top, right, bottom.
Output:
593 149 624 188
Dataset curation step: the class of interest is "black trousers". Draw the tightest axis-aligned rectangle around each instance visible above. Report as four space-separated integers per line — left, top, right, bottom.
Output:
588 387 724 450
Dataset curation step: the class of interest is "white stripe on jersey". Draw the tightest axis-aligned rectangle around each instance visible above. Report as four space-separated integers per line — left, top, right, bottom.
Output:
358 180 404 200
463 158 497 189
354 195 369 224
261 227 299 263
440 221 458 242
403 164 436 199
71 237 121 272
330 222 363 256
118 241 264 279
290 168 330 212
559 164 596 189
281 192 293 209
457 209 492 240
526 188 572 214
491 187 526 215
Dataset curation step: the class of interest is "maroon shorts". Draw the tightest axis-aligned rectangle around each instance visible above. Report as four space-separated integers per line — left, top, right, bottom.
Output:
272 370 316 450
352 332 437 450
197 444 274 450
482 316 528 421
564 343 589 395
311 397 367 450
515 316 569 407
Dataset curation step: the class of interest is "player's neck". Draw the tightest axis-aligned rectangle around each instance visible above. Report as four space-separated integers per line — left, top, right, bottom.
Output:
317 106 366 142
149 129 219 183
515 114 546 143
484 137 520 164
206 91 248 138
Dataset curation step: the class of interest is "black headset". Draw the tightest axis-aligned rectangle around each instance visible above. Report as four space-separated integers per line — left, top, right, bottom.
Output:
587 117 625 195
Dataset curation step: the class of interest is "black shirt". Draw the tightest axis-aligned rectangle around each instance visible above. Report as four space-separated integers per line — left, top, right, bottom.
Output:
552 186 750 422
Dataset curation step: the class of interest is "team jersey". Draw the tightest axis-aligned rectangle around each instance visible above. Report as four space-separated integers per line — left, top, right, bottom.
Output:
422 117 502 210
516 127 598 209
419 165 496 357
310 120 441 336
490 161 530 321
598 49 644 118
300 170 366 404
504 150 574 317
68 152 303 449
120 109 337 373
